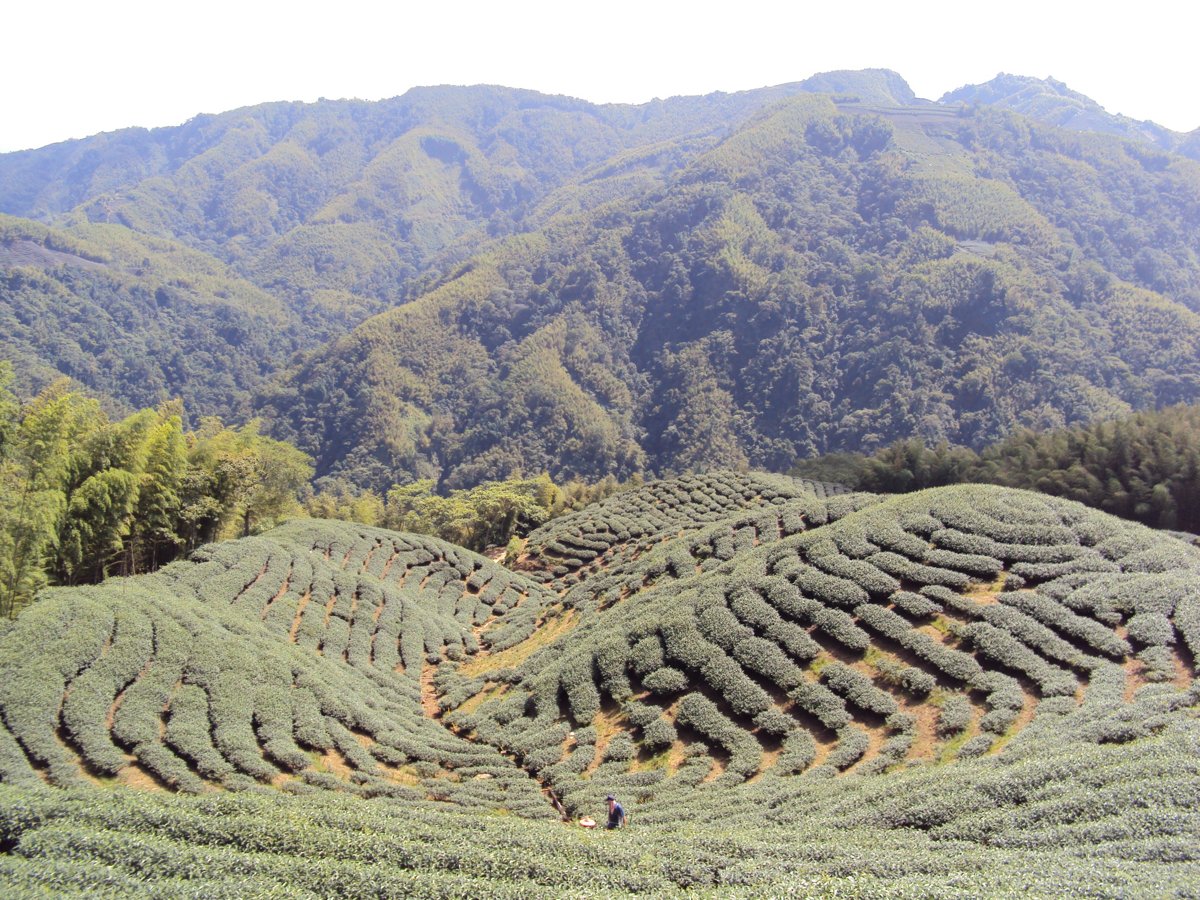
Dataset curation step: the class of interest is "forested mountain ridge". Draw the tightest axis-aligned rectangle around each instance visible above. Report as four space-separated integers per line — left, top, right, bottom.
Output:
259 90 1200 489
941 73 1200 160
0 83 820 318
0 81 822 412
0 214 293 416
3 72 1200 483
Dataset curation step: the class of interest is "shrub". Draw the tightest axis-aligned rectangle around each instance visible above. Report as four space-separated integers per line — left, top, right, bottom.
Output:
867 552 971 590
820 664 898 717
1176 595 1200 661
618 701 657 730
874 658 936 696
731 636 805 692
999 592 1131 659
962 623 1077 697
788 681 851 730
827 727 870 770
980 707 1019 735
806 550 900 596
697 604 753 651
1125 613 1175 648
700 654 771 716
792 566 869 609
855 604 983 684
641 718 677 749
923 548 1003 579
957 734 995 758
752 708 795 736
869 523 932 558
674 693 761 776
890 591 942 618
661 621 718 671
727 587 820 662
642 667 689 695
559 655 601 723
629 636 665 676
765 730 814 777
603 733 636 762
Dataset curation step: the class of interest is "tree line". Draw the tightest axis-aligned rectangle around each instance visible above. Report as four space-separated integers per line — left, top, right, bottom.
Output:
308 474 630 558
795 403 1200 534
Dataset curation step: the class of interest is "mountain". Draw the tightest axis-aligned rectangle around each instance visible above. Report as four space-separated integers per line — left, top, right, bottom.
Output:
0 472 1196 894
3 72 1200 477
941 73 1200 160
0 213 293 416
0 82 818 413
258 89 1200 489
0 84 818 317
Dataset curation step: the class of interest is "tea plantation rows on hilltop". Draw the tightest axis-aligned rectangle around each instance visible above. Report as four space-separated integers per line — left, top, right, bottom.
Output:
0 471 1197 896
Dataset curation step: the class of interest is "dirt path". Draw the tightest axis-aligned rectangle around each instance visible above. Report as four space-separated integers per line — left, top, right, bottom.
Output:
420 663 441 718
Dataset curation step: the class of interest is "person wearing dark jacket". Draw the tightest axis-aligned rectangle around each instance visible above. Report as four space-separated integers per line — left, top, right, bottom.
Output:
605 794 626 829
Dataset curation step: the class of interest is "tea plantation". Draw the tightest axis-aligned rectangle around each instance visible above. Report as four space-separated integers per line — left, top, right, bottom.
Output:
0 472 1197 896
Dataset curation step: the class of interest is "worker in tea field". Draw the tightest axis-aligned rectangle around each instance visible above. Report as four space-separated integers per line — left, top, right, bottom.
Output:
605 794 626 829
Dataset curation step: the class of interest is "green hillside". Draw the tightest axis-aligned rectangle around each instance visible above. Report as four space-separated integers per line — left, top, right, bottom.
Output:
799 402 1200 533
0 214 298 415
4 74 1200 481
941 73 1200 160
0 82 821 415
260 90 1200 488
0 84 813 326
0 473 1196 895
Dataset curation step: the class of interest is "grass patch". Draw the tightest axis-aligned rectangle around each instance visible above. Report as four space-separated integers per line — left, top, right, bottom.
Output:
937 728 972 764
462 607 579 676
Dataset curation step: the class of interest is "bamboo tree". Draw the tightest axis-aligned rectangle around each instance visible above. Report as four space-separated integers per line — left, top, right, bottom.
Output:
0 382 103 615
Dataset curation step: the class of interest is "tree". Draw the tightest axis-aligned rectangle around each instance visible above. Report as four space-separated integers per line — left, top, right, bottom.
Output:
0 381 104 615
384 475 559 552
188 419 314 539
126 404 189 573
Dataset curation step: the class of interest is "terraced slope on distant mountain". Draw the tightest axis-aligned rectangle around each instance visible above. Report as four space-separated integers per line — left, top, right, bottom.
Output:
941 73 1200 159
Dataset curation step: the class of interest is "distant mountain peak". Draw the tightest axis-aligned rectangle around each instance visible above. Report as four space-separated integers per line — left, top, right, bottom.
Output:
797 68 919 106
939 73 1184 154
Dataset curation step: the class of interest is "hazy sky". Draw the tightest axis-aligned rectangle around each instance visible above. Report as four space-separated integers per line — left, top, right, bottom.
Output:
3 1 1196 153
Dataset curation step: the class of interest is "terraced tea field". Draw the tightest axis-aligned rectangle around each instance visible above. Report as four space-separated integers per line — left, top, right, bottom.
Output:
0 472 1197 896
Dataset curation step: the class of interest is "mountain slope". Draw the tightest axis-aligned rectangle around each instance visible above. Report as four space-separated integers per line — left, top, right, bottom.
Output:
0 85 817 326
941 73 1200 160
260 91 1200 488
0 517 557 808
0 214 296 414
456 476 1198 801
0 83 821 412
4 74 1200 478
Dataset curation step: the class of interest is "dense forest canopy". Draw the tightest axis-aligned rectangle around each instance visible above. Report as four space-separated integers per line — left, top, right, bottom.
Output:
0 364 313 615
796 402 1200 533
261 93 1200 489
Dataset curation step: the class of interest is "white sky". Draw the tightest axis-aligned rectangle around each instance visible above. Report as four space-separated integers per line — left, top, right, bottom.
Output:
2 0 1197 153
